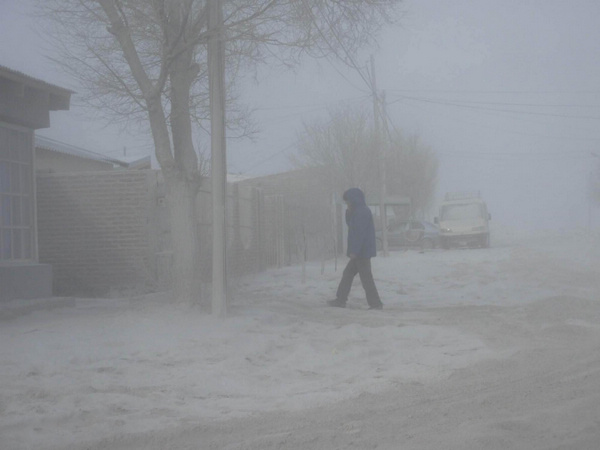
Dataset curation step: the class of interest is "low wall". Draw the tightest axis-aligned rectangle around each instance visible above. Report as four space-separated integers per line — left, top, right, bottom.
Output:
36 170 155 296
0 263 52 301
35 170 266 297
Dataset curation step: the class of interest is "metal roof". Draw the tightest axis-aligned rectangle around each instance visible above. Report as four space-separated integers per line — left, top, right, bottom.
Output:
0 65 74 96
35 135 150 168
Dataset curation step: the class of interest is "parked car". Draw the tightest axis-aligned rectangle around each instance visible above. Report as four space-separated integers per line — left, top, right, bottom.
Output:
435 192 491 248
376 220 440 250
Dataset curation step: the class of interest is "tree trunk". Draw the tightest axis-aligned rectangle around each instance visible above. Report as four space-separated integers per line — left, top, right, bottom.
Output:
164 172 202 306
160 3 203 307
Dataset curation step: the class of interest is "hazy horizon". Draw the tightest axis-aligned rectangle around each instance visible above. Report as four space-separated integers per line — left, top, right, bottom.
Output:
1 0 599 231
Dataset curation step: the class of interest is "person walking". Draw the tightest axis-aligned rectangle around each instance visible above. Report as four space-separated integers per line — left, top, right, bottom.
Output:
328 188 383 310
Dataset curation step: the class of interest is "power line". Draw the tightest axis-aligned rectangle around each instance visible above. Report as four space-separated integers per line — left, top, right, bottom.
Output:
255 95 371 126
394 98 600 109
378 100 593 161
436 150 590 160
385 93 600 142
389 94 600 120
254 95 368 112
244 141 297 173
386 88 600 95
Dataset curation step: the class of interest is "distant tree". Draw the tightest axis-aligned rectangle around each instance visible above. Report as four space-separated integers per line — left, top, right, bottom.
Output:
293 106 438 216
385 133 438 216
38 0 401 305
292 106 379 194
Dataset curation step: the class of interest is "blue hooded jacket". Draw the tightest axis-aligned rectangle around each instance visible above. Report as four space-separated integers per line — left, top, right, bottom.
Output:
343 188 377 258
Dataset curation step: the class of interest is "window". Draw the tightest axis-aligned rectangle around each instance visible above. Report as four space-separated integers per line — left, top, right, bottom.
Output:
441 203 484 221
0 124 34 262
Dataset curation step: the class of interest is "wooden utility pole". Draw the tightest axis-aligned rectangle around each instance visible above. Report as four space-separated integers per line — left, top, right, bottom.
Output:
208 0 227 317
371 55 388 256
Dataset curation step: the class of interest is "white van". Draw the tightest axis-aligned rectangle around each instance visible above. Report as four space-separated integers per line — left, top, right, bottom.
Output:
435 192 491 248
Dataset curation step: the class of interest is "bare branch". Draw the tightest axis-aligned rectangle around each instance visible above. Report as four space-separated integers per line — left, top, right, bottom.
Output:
97 0 155 98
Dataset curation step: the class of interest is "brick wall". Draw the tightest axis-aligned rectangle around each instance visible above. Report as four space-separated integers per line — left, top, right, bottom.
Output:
35 167 338 297
35 170 266 297
36 170 155 296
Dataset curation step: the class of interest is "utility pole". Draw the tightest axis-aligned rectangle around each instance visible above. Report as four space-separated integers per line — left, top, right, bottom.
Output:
588 170 592 233
371 55 388 256
590 152 600 233
208 0 227 317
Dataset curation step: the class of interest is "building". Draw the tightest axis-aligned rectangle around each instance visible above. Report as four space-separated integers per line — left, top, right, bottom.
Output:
0 65 72 301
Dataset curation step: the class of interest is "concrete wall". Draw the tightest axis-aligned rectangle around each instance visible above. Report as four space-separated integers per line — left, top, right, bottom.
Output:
0 263 52 301
0 263 52 302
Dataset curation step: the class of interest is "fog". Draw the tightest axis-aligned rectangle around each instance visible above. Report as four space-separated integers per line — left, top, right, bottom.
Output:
3 230 600 449
230 0 600 232
2 0 600 231
3 2 600 448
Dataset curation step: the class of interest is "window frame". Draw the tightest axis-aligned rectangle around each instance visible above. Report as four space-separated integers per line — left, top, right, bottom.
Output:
0 122 36 263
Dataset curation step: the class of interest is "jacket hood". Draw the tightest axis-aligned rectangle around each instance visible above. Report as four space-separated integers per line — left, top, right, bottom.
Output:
343 188 367 207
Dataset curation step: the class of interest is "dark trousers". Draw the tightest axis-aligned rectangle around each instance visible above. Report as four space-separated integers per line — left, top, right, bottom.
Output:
336 257 382 308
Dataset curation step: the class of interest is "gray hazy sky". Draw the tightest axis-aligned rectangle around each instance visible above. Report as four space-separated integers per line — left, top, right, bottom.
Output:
2 0 600 230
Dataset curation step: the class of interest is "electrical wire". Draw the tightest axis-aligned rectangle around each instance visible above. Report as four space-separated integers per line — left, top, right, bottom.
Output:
388 94 600 120
243 141 297 173
385 92 600 142
379 92 600 162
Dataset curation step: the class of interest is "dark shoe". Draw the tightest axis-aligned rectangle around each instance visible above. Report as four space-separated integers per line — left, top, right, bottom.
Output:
368 304 383 310
327 299 346 308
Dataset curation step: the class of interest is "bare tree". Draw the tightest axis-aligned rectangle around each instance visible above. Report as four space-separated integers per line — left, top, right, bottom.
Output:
385 133 438 216
292 106 379 194
37 0 401 305
293 106 437 216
